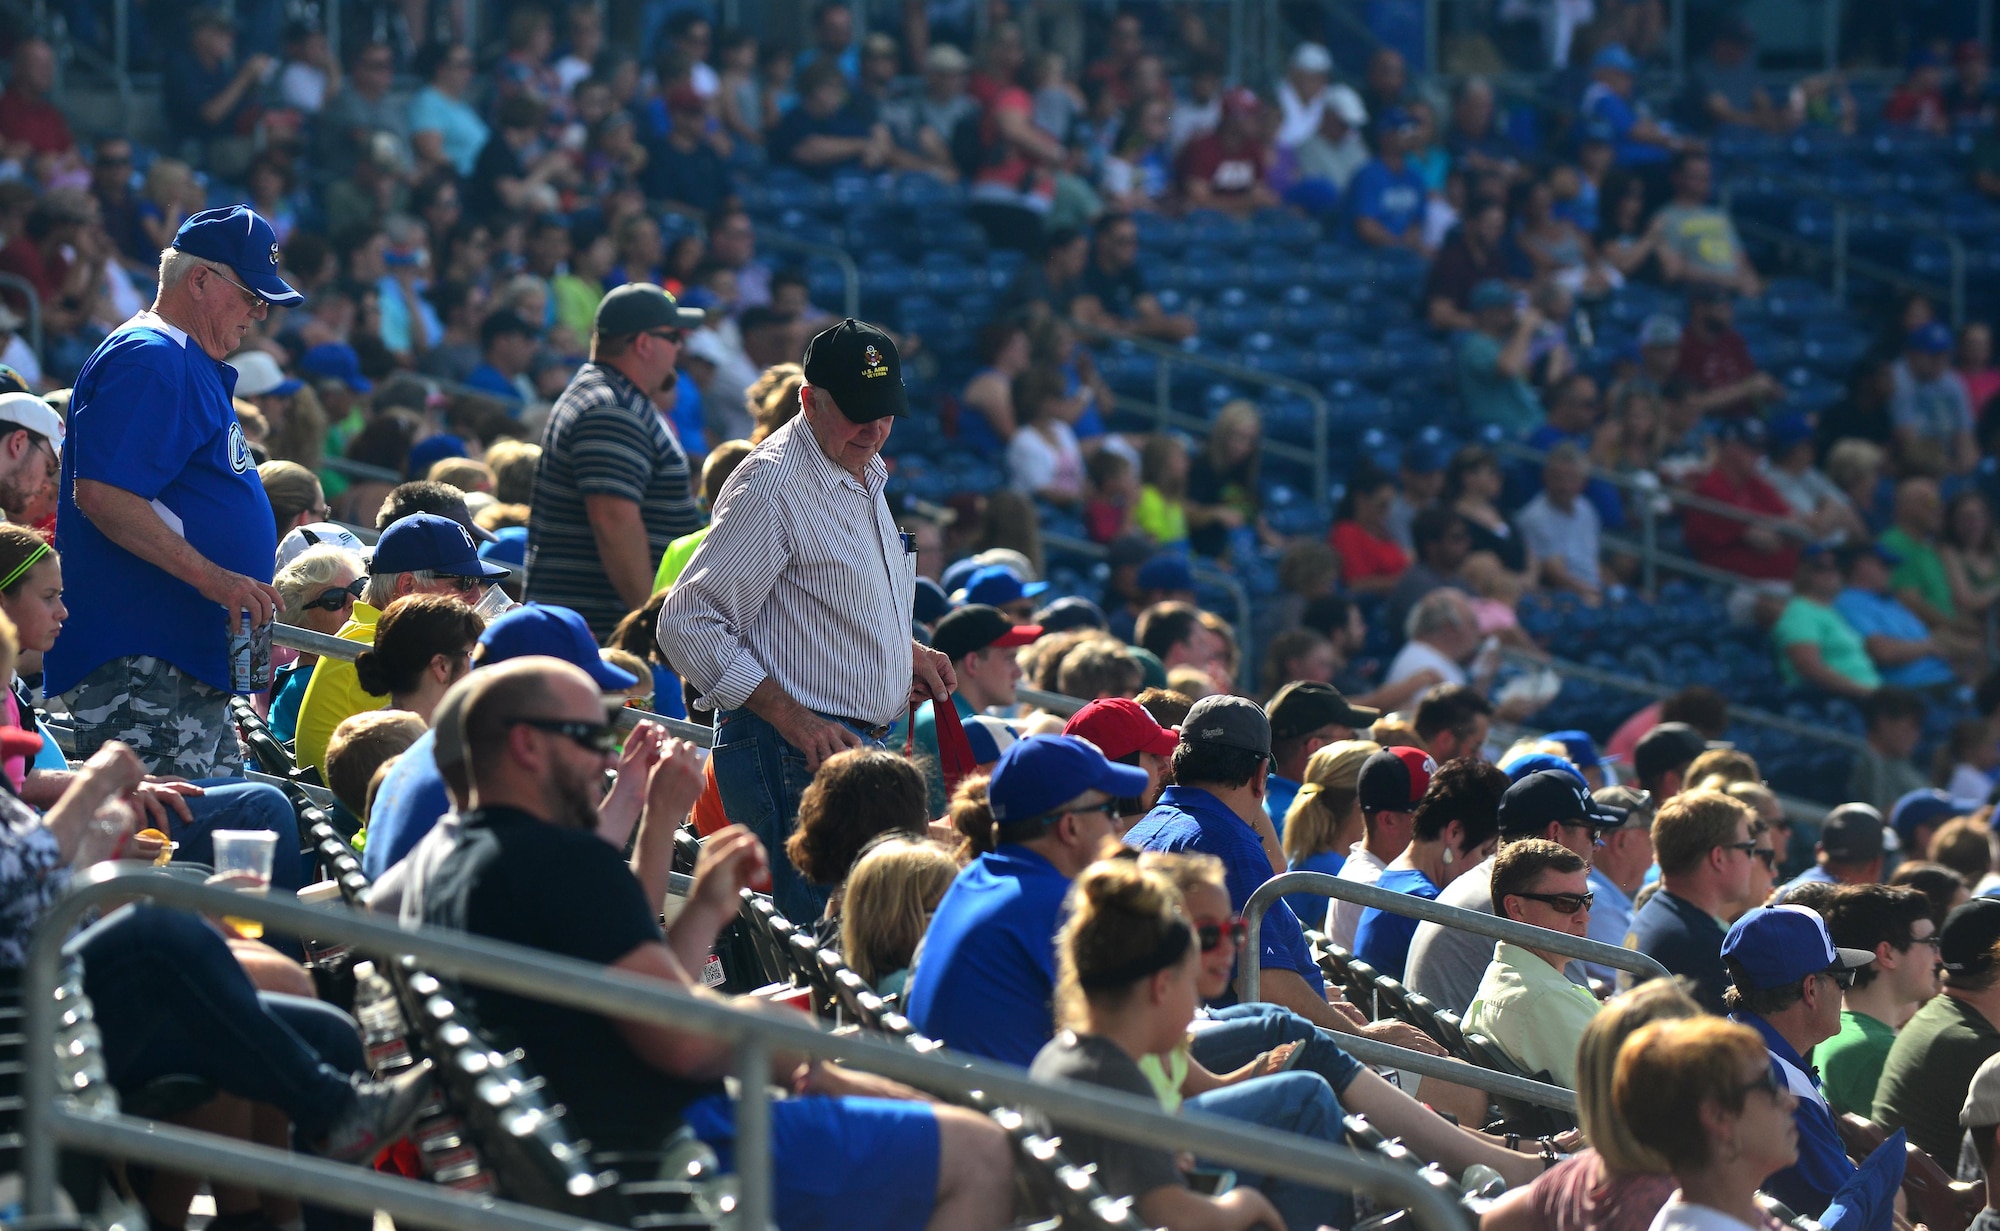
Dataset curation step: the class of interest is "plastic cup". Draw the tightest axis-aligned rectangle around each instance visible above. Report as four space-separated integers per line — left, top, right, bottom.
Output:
212 829 278 939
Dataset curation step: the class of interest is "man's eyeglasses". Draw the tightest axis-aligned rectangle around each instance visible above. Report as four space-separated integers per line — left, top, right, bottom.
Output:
1512 890 1594 915
1196 916 1247 953
511 718 623 755
1733 1067 1785 1102
1824 965 1860 990
1752 847 1777 870
203 263 270 311
301 579 365 612
1907 934 1943 950
435 574 485 593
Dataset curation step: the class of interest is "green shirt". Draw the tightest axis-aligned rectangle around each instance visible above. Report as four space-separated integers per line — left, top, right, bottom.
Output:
1881 527 1955 619
1463 941 1601 1089
1455 330 1544 437
552 273 605 343
653 527 709 594
1874 992 2000 1163
1772 596 1881 690
1818 1008 1897 1117
1134 485 1188 546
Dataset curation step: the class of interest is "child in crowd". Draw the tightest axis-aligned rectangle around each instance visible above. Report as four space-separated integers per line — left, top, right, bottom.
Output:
1085 449 1137 543
1135 433 1191 549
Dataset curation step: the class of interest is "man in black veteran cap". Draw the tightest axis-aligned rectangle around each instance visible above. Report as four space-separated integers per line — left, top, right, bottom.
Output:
660 318 952 923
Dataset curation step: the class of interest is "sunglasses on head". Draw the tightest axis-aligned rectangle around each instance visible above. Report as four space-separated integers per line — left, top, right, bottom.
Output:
1196 916 1247 952
1512 890 1593 915
302 578 365 612
511 717 623 755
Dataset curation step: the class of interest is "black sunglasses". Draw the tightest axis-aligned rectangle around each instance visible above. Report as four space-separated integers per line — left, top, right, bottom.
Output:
1734 1067 1784 1102
302 578 365 612
511 718 622 755
1722 840 1759 855
436 574 485 593
1752 848 1777 870
1197 916 1247 953
1512 890 1593 915
1825 964 1859 990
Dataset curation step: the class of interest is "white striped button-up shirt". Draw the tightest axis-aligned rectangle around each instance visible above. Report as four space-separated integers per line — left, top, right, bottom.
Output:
658 415 916 728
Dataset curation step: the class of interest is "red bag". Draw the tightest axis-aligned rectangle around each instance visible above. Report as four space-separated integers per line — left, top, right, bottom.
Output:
909 697 978 800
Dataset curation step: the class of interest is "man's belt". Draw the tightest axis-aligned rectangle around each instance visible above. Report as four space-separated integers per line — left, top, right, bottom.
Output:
828 715 893 740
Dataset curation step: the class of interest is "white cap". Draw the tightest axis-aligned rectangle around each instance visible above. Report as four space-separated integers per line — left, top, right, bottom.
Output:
1327 82 1368 126
277 521 369 570
227 350 304 398
683 328 736 368
0 392 63 455
1292 43 1333 74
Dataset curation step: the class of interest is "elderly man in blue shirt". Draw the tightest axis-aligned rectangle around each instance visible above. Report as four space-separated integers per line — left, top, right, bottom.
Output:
1832 541 1969 689
49 204 301 776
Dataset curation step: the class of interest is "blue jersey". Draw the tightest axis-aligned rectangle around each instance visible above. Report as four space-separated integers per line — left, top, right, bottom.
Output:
48 313 276 695
904 844 1070 1065
1349 159 1428 238
1353 867 1441 980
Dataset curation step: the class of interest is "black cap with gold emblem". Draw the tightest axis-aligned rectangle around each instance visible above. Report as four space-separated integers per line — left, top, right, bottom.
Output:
801 317 908 422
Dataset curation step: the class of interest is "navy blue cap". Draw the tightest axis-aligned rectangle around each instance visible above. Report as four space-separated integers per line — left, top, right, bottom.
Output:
988 734 1150 824
1891 788 1968 844
1723 904 1874 991
370 512 511 580
1498 769 1627 835
939 556 983 595
957 564 1047 607
1138 554 1195 593
1909 321 1954 354
172 205 304 306
301 342 373 392
407 433 469 479
1033 596 1107 634
475 603 639 692
913 577 952 625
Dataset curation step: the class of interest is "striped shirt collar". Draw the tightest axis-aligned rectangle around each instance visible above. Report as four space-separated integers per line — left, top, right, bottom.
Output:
782 415 887 496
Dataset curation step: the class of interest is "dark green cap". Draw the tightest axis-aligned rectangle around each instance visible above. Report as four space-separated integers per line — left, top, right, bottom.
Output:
594 282 705 338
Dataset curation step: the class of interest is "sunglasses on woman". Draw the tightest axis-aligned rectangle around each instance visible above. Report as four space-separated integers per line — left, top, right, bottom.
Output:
1196 916 1247 953
301 579 365 612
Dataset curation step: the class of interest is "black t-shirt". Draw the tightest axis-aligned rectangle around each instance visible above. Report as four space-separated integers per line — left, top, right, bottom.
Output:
1186 454 1256 558
642 137 728 214
465 134 527 224
1079 260 1147 320
421 806 723 1150
1027 1032 1185 1201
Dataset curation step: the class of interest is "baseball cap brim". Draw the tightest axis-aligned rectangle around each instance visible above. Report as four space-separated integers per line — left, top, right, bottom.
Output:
471 558 513 581
1832 947 1876 971
585 656 640 692
1581 797 1630 826
992 624 1044 649
245 266 305 306
1091 758 1153 800
1135 724 1179 757
1021 580 1051 598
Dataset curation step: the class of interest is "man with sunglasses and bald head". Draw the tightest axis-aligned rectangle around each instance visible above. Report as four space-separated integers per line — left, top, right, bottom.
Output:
51 204 303 777
293 513 508 775
526 283 706 638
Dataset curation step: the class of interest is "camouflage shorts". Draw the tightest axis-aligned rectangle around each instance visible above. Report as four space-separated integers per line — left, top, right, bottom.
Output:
62 656 241 779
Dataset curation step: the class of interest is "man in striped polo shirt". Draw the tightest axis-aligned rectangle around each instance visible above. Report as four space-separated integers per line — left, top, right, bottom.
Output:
660 319 955 922
525 283 706 638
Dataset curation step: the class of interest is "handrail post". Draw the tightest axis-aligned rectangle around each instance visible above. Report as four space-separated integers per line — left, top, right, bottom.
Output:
1948 233 1967 329
1154 350 1171 432
755 233 860 320
1640 493 1658 598
1310 390 1331 518
1832 206 1847 303
736 1040 772 1230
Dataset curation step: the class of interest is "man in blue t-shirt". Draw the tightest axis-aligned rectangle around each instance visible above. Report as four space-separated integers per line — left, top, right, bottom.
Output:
1581 44 1686 168
904 734 1146 1065
49 205 301 777
362 603 638 881
1832 542 1960 689
1349 109 1430 254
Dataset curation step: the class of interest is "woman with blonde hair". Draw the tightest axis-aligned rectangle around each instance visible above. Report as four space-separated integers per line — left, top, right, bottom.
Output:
269 543 367 741
1480 979 1701 1231
1279 740 1380 929
840 834 957 996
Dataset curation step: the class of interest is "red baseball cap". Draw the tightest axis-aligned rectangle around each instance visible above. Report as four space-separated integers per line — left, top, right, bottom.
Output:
1356 746 1436 813
1064 697 1178 760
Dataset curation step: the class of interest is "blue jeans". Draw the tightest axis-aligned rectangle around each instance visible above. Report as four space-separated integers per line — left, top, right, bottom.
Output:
1189 1002 1365 1096
1186 1071 1356 1231
711 709 884 924
169 779 307 894
76 905 361 1139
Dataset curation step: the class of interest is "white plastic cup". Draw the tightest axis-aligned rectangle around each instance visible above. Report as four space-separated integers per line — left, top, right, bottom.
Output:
211 830 279 938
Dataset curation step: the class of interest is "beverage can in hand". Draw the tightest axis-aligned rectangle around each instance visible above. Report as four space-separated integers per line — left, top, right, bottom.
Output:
229 613 274 692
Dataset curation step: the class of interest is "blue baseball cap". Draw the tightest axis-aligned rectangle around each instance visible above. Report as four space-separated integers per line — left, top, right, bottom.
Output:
958 564 1047 607
172 204 304 306
939 556 983 595
475 603 639 692
301 342 373 392
1909 321 1954 354
1591 44 1638 73
1137 554 1195 593
1722 904 1874 992
407 433 469 479
1498 750 1586 785
1891 788 1969 845
370 512 511 580
988 734 1150 825
963 714 1019 765
1543 729 1616 770
913 577 952 626
478 525 528 570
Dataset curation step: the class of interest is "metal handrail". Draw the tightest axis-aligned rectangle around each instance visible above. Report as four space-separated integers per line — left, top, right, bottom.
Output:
1017 685 1083 716
23 866 1474 1231
758 232 861 319
1069 320 1332 519
1241 870 1670 1006
0 273 45 360
1040 531 1257 692
1722 182 1968 326
267 623 717 745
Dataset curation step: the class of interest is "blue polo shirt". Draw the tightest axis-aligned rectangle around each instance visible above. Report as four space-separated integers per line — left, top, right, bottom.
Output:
363 728 452 880
1833 588 1956 687
1124 785 1324 1006
48 313 277 696
1736 1012 1857 1218
1349 158 1427 239
1582 83 1670 166
1283 849 1346 936
1353 867 1440 980
1264 773 1301 837
1625 887 1729 1014
904 844 1070 1066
